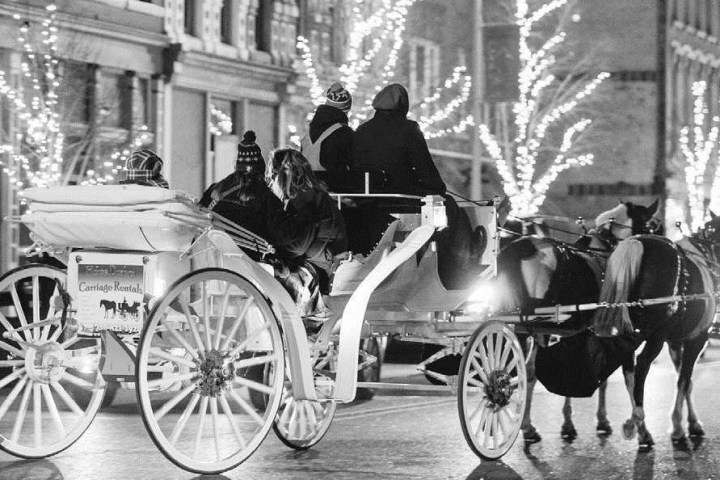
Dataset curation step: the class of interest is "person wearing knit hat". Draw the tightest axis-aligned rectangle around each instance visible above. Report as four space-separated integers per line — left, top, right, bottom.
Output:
235 130 265 174
324 82 352 113
120 148 169 188
300 82 354 191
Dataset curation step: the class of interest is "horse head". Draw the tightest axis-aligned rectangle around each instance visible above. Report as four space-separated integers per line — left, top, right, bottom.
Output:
699 210 720 243
594 199 661 243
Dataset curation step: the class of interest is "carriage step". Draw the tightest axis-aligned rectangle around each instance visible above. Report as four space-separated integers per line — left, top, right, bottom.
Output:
355 382 455 396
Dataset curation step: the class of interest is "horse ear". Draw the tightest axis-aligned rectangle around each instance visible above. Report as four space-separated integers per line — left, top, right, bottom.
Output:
648 199 659 216
711 210 718 220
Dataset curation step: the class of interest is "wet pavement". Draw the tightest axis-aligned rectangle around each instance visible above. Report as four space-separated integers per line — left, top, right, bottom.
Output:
1 342 719 479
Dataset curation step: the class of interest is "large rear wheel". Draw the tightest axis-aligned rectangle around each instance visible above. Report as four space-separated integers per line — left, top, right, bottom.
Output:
0 264 105 458
136 268 285 474
458 321 526 460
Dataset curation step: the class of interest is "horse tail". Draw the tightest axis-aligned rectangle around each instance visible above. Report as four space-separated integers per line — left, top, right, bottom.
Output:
593 238 644 336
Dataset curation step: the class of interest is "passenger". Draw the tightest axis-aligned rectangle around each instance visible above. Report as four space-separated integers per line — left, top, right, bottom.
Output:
300 82 354 192
119 149 169 188
266 148 348 320
198 131 308 262
351 83 481 290
350 83 446 196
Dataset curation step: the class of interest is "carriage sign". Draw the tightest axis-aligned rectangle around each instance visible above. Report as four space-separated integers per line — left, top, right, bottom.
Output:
68 253 156 336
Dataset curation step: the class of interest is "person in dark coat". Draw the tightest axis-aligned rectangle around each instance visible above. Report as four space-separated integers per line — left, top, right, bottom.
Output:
350 83 446 196
198 131 309 261
119 149 169 188
266 148 348 319
301 82 354 191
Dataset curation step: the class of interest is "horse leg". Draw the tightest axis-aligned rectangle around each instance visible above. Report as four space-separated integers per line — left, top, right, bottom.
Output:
621 356 637 440
680 335 708 440
632 333 666 451
521 340 542 444
596 380 612 435
667 340 686 442
561 397 577 440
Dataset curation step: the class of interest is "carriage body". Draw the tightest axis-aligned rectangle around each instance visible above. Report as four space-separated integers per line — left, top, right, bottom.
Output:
0 184 527 473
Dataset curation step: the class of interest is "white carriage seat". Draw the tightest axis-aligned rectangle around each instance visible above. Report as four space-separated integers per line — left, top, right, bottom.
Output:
19 185 209 252
329 220 401 295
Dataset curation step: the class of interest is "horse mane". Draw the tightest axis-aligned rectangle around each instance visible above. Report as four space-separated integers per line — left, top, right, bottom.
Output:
593 238 644 336
496 237 557 311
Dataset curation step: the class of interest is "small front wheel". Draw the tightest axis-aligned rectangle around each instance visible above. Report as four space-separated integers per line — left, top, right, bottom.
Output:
136 269 285 474
458 321 527 460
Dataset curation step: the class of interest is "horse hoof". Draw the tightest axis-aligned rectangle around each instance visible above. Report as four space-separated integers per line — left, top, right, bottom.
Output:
596 420 612 436
523 428 542 444
688 422 705 438
622 419 636 440
561 424 577 441
671 434 687 445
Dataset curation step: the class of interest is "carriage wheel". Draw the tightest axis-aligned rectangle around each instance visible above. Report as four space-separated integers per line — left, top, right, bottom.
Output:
458 321 527 460
0 264 105 458
273 344 337 450
136 269 285 474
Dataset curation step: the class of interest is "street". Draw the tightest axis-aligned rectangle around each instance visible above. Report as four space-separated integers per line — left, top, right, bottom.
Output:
1 342 719 480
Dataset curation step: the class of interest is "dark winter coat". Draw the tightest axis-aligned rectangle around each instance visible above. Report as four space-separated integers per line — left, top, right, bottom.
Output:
284 188 347 287
350 83 446 196
307 105 354 171
199 172 310 259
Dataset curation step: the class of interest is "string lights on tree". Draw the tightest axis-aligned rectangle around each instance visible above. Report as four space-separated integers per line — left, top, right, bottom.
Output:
296 0 470 131
0 3 64 189
678 81 720 232
477 0 608 216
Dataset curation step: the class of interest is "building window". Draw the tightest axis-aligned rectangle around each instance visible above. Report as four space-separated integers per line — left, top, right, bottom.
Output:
58 61 92 124
220 0 233 44
408 38 440 100
184 0 195 35
256 0 272 52
307 0 337 63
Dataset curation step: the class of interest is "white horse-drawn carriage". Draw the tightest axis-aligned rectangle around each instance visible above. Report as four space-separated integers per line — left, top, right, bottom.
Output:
0 184 526 474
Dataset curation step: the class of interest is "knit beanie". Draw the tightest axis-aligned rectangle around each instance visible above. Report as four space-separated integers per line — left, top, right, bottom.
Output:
236 130 265 174
121 148 169 188
325 82 352 113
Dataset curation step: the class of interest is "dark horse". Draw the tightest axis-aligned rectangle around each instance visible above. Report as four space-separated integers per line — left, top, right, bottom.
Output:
100 299 117 318
495 200 660 443
593 212 718 450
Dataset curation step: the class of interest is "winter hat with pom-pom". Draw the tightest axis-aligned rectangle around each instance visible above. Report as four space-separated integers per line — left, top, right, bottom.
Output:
121 148 169 188
325 82 352 113
236 130 265 174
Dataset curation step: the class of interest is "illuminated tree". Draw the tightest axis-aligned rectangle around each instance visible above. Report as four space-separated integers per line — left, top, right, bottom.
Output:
477 0 608 216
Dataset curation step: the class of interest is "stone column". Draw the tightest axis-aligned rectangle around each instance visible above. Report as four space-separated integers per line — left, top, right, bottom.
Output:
164 0 185 42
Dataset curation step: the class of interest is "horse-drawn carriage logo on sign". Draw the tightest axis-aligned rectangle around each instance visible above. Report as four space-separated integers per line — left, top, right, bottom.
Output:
76 263 145 335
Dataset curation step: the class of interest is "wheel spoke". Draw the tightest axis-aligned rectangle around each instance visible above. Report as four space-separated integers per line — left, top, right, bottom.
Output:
0 375 29 422
213 284 232 350
11 381 33 443
475 401 490 442
154 383 196 421
32 276 41 341
201 282 212 351
469 397 488 422
234 353 279 369
178 299 206 354
193 396 209 458
159 319 200 362
146 371 197 389
50 381 84 416
210 397 221 460
233 375 275 395
470 357 489 384
220 299 253 351
218 394 247 448
149 347 196 368
33 383 43 447
228 324 271 359
0 339 25 359
228 389 265 426
41 384 66 438
61 371 96 390
9 283 32 342
499 335 512 368
0 359 25 367
170 393 200 446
